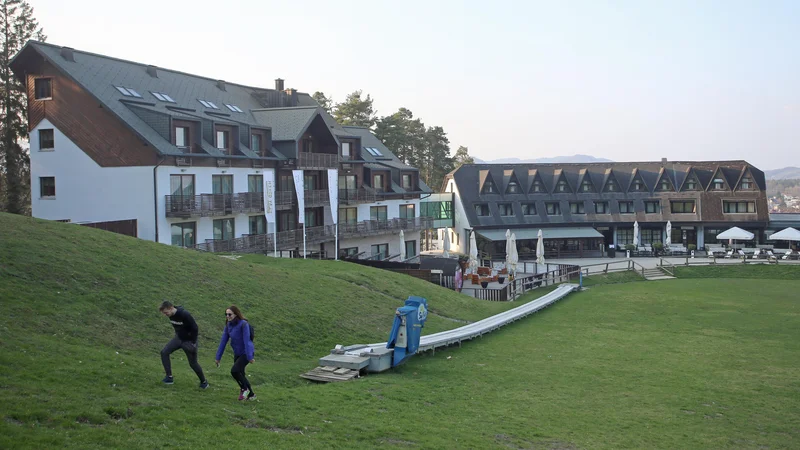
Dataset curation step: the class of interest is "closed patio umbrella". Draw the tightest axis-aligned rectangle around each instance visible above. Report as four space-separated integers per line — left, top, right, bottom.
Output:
509 233 519 276
633 221 640 247
664 221 672 246
399 230 406 261
504 229 512 271
536 229 545 265
469 230 479 274
442 228 450 258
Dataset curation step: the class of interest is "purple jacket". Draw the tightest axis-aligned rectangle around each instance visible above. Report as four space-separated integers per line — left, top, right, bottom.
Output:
215 319 254 361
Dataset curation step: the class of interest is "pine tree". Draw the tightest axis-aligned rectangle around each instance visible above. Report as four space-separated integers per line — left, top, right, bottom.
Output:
333 90 376 128
311 91 332 115
0 0 44 214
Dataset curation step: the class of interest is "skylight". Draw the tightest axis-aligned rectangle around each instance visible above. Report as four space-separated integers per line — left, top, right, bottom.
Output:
198 100 219 109
364 146 383 156
114 86 142 98
151 92 176 103
225 104 244 113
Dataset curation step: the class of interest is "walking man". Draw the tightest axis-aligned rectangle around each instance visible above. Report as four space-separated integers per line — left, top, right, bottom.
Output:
159 301 209 389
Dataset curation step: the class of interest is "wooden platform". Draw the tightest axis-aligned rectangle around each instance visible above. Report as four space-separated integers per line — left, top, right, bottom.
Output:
300 366 361 383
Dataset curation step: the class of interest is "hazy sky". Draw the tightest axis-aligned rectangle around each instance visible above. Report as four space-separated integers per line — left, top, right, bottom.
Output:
30 0 799 170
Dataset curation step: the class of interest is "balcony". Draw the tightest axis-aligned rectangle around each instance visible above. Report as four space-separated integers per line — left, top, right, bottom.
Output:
165 192 264 218
338 217 432 239
297 152 338 170
274 189 330 209
339 188 376 205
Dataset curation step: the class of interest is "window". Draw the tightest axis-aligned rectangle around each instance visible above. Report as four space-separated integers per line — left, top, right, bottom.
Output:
641 229 660 245
251 134 261 154
216 130 229 152
338 207 357 225
631 179 645 192
304 174 318 190
225 104 244 113
400 204 415 219
531 180 544 193
402 174 412 190
670 200 696 213
499 203 514 216
34 78 52 99
151 92 176 103
569 202 585 214
405 240 417 258
198 100 219 109
339 175 356 190
39 177 55 197
684 178 698 191
658 179 672 191
475 204 490 216
248 175 263 193
595 202 609 214
212 174 233 194
723 201 755 214
305 209 321 227
619 201 634 214
371 243 389 260
249 216 266 235
739 176 753 190
278 174 293 191
213 218 235 240
522 203 536 215
372 174 385 192
115 86 142 98
370 205 387 221
605 179 619 192
712 178 726 190
617 228 633 246
278 211 296 232
507 181 520 194
580 180 593 192
545 202 561 215
170 174 194 197
303 138 313 153
39 129 54 150
175 126 189 149
481 181 497 194
364 147 383 156
340 247 359 258
171 222 196 247
342 142 351 159
644 201 660 213
704 228 725 245
556 180 569 193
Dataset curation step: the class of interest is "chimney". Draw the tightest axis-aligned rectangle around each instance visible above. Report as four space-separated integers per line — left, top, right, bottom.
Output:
285 88 297 107
216 80 227 91
60 47 75 62
146 65 158 78
275 78 284 91
661 157 668 164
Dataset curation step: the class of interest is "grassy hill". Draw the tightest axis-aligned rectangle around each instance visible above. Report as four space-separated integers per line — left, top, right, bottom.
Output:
2 213 800 449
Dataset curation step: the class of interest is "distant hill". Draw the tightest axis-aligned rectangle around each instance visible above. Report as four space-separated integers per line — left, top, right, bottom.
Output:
474 154 614 164
765 167 800 180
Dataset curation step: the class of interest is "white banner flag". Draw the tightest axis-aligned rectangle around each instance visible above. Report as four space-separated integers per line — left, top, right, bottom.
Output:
263 169 276 225
292 170 305 223
327 169 338 224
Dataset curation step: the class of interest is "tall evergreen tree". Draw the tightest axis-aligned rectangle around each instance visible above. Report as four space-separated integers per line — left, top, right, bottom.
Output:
0 0 44 214
333 90 376 128
311 91 332 115
453 145 474 167
421 126 453 190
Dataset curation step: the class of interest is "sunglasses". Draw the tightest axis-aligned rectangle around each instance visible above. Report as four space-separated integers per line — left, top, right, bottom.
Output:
225 313 234 317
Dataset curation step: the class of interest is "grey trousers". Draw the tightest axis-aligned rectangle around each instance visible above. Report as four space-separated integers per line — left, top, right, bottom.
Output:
161 336 206 382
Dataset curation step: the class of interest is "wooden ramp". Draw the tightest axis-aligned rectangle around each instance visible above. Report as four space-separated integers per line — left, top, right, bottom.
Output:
301 366 361 382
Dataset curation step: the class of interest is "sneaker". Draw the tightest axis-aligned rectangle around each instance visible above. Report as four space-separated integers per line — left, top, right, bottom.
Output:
162 376 174 385
199 381 209 389
239 389 249 401
247 393 257 401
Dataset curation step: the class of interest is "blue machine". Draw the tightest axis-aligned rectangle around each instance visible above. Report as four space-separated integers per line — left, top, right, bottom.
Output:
386 296 428 367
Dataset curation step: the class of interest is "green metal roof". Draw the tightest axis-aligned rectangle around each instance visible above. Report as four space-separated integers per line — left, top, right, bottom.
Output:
476 227 604 241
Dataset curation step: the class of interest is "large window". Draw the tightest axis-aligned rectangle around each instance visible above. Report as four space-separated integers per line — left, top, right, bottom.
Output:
498 203 514 216
305 209 321 227
475 204 490 216
304 173 318 190
670 200 696 213
400 204 415 219
213 218 235 240
402 174 413 190
40 177 56 198
704 228 725 246
619 201 634 214
171 222 196 247
278 211 295 232
420 201 453 220
373 174 385 192
249 216 266 235
212 175 233 194
279 174 293 191
248 175 263 193
569 202 585 214
339 175 356 190
405 240 417 258
170 174 194 197
546 202 561 215
522 203 536 215
723 201 755 213
617 229 633 246
644 201 660 213
340 247 359 258
338 207 357 225
595 201 609 214
39 129 54 150
641 229 661 245
34 78 52 100
371 243 389 260
370 205 387 221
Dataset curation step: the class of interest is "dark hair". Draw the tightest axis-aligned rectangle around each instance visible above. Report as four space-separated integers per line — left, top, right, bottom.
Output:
224 305 247 327
159 301 174 311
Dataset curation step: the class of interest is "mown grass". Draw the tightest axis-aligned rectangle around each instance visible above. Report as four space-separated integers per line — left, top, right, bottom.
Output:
2 213 800 449
582 270 644 286
675 263 800 280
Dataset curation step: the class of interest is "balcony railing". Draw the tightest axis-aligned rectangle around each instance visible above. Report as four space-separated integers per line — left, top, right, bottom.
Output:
275 189 330 209
195 217 433 253
297 152 339 169
165 192 264 218
339 188 376 204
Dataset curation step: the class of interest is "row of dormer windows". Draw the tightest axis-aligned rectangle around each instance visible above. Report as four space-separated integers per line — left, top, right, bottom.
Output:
474 199 757 217
480 175 754 195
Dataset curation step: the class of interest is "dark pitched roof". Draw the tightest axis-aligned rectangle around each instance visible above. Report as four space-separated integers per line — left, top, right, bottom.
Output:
251 106 319 141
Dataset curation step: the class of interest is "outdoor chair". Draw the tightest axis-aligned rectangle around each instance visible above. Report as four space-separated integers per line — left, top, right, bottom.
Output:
751 248 762 259
724 249 734 258
737 250 747 259
766 250 778 262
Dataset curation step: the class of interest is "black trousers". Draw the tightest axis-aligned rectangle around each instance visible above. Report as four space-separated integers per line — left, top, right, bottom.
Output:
161 336 206 382
231 355 253 393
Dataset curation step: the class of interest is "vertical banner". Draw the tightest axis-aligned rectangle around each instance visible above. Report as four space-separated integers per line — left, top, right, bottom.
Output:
292 170 306 258
263 169 276 256
327 169 339 260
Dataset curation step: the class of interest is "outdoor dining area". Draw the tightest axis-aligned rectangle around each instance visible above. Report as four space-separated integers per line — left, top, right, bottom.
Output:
705 226 800 261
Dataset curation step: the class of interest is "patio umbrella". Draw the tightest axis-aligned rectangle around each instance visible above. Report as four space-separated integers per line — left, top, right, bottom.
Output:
399 230 406 261
509 233 519 275
633 221 640 247
769 227 800 241
716 227 754 241
536 229 545 265
469 230 479 274
664 221 672 246
504 229 512 270
442 228 450 258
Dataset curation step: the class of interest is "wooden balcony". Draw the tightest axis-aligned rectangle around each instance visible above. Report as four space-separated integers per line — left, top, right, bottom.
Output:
165 192 264 218
297 152 339 170
274 189 330 209
338 217 432 239
339 188 376 205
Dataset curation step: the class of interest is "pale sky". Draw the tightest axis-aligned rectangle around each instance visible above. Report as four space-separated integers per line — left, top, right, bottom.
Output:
30 0 799 170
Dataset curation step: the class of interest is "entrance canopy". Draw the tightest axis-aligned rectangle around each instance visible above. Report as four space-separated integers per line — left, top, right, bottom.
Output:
716 226 754 240
476 227 603 241
769 227 800 241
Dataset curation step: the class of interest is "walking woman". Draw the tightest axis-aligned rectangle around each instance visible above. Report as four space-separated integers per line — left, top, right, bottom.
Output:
215 306 256 401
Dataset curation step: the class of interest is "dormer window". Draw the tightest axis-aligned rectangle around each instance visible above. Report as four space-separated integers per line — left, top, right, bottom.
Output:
34 78 52 100
341 142 351 159
685 178 698 190
251 134 261 155
216 130 229 154
531 180 544 193
482 181 497 194
402 174 412 190
632 180 644 192
740 176 753 190
115 86 142 98
605 180 618 192
151 92 176 103
507 181 519 193
175 127 188 150
556 180 568 192
712 178 725 190
199 100 219 109
659 180 671 191
580 181 593 192
225 104 243 113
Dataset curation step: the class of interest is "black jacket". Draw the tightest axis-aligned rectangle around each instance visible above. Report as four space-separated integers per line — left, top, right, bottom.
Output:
169 307 199 342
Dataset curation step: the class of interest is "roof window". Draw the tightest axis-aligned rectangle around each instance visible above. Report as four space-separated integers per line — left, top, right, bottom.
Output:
115 86 142 98
151 92 176 103
198 100 219 109
364 146 383 156
225 104 244 113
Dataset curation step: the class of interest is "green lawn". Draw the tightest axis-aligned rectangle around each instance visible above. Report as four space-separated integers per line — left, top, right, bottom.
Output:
2 213 799 449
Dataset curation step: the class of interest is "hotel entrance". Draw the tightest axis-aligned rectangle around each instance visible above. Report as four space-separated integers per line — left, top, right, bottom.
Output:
671 226 697 247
